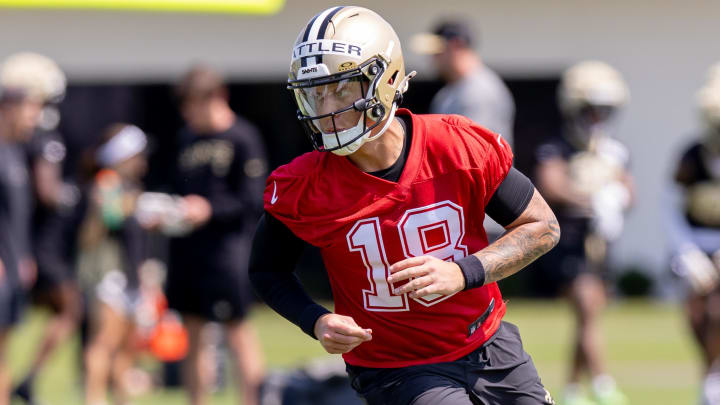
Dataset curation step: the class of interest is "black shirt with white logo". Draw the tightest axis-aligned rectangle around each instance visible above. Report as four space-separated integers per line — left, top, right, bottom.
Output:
170 118 268 273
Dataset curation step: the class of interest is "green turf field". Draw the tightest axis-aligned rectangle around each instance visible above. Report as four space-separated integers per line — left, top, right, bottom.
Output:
7 299 702 404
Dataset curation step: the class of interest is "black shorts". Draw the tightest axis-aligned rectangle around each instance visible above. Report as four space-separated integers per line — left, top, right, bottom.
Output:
533 236 609 297
167 233 257 322
346 322 554 405
166 265 255 323
0 280 25 328
33 258 75 293
31 210 80 293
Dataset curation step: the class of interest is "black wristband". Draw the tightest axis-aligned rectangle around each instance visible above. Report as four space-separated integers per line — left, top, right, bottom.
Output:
455 254 486 290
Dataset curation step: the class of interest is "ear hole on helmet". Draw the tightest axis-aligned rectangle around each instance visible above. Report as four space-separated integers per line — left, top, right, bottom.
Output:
388 70 399 85
370 104 385 119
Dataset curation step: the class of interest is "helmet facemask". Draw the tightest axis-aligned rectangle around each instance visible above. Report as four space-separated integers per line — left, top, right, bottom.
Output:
566 103 619 149
558 61 629 150
290 58 392 155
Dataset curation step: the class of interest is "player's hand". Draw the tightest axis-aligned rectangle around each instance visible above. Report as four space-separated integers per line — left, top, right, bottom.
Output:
671 246 720 295
314 313 372 354
181 195 212 227
18 257 37 290
388 255 465 298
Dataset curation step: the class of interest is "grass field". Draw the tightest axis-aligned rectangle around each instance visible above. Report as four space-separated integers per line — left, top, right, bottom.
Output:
8 299 702 405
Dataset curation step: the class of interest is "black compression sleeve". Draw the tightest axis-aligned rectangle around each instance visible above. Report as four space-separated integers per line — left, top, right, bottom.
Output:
248 212 330 339
485 167 535 227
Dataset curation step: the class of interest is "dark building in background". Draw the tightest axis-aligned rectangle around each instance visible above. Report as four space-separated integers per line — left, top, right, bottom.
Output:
56 77 561 298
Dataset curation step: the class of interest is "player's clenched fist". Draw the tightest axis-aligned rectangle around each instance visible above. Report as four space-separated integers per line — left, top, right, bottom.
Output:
388 255 466 298
314 313 372 354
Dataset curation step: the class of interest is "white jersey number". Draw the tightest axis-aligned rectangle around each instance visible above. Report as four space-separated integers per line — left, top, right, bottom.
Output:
347 201 467 312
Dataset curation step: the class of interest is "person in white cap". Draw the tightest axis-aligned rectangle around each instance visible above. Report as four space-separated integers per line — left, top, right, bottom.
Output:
78 123 151 405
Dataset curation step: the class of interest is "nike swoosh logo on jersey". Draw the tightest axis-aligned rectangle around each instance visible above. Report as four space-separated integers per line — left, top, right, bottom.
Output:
271 181 279 204
496 133 504 147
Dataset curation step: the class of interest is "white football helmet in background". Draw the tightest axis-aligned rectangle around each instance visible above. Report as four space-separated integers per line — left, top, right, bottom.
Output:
0 52 67 130
558 61 629 148
698 62 720 144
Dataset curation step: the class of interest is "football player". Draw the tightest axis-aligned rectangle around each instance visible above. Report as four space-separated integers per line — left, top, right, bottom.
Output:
534 61 634 405
1 52 84 405
250 6 559 405
668 63 720 405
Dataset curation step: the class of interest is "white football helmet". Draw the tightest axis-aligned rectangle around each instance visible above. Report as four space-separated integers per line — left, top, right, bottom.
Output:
558 61 629 147
288 6 415 155
0 52 66 103
0 52 66 130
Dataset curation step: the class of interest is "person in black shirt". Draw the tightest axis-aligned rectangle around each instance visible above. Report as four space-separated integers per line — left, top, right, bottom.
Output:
534 61 633 405
167 66 267 405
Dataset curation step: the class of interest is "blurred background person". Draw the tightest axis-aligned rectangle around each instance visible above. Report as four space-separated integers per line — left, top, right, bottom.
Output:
0 52 85 405
77 123 152 405
667 63 720 405
411 19 516 242
0 62 38 405
0 53 44 312
411 19 515 142
165 65 266 405
0 214 18 405
534 61 634 405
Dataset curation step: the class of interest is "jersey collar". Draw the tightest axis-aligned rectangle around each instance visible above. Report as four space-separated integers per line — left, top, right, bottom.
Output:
330 108 424 194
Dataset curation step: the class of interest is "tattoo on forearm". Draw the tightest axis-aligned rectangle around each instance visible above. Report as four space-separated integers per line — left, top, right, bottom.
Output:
479 192 561 285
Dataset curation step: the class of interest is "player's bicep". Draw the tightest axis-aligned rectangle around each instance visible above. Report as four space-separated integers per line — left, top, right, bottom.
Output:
485 167 535 227
504 187 558 232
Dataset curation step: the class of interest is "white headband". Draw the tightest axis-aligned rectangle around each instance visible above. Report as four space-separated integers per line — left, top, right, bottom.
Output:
96 125 147 167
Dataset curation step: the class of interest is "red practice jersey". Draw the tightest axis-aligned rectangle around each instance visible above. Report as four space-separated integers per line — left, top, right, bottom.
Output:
264 109 513 368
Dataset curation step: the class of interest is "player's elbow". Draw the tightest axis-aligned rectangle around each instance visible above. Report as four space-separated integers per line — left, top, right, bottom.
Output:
541 214 560 254
533 189 560 253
